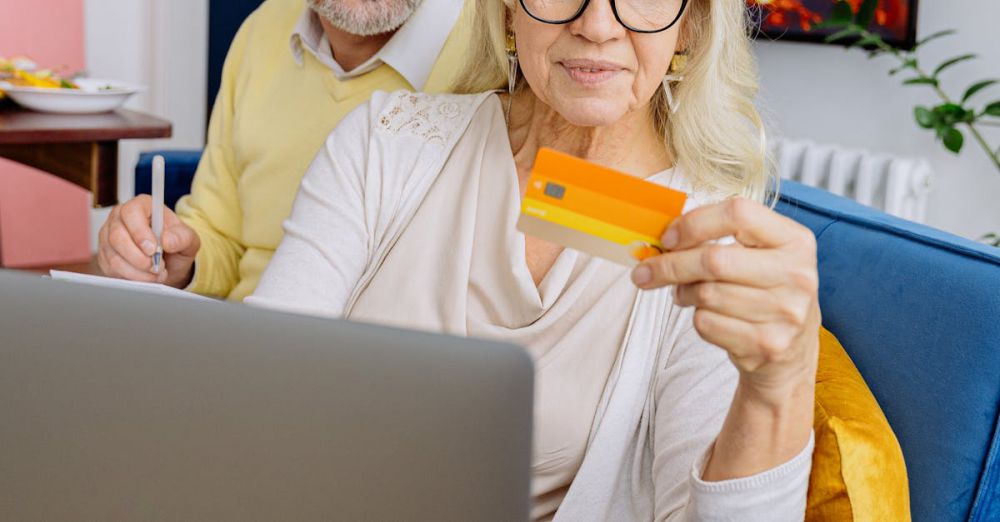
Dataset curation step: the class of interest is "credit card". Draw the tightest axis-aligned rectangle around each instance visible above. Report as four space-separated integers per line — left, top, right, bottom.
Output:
516 147 687 266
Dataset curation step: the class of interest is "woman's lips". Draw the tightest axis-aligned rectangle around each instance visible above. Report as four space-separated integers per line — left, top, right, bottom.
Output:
558 59 625 86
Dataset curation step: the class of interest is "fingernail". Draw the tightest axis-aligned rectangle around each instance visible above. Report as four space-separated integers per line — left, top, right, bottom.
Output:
662 226 679 250
141 240 155 255
631 264 652 286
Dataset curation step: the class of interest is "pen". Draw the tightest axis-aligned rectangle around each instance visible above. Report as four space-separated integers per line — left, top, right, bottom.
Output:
151 155 164 274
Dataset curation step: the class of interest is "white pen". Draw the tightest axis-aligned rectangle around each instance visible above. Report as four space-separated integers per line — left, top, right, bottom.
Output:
151 155 165 274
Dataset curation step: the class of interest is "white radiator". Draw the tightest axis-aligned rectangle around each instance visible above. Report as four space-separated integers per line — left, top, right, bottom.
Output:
773 138 934 223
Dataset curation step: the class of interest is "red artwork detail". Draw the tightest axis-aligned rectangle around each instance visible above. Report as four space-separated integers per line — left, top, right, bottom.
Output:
748 0 911 37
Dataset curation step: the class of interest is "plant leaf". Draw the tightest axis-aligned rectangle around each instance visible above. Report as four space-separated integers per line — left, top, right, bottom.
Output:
934 103 969 125
962 80 998 103
984 101 1000 117
890 58 919 75
831 1 854 24
904 77 939 87
914 106 936 128
855 0 878 27
916 29 957 47
943 127 964 153
825 27 861 44
933 54 977 78
856 34 883 48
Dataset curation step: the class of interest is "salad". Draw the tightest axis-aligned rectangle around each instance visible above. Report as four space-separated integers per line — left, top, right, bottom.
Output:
0 56 80 99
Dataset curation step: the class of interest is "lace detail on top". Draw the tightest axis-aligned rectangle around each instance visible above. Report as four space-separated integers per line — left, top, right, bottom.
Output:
376 91 479 147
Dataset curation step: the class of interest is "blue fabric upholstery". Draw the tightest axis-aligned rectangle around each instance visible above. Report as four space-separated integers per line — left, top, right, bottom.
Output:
776 180 1000 522
134 150 203 210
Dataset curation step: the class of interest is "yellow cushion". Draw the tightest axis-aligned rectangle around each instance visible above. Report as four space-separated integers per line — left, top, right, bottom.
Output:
807 328 911 521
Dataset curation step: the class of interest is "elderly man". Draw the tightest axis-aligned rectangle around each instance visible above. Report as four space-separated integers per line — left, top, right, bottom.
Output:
98 0 469 300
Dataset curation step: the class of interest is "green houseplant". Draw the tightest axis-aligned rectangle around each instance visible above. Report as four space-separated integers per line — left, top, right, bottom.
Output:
818 0 1000 246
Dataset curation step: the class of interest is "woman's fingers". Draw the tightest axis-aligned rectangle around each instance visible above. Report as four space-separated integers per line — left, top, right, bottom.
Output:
663 198 810 251
632 244 787 289
692 309 803 374
628 197 822 398
675 282 811 326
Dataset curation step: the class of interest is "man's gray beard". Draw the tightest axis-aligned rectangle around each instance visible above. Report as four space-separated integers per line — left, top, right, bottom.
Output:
307 0 423 37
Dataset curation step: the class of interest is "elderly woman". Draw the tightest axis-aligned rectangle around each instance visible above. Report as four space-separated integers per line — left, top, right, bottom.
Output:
247 0 820 519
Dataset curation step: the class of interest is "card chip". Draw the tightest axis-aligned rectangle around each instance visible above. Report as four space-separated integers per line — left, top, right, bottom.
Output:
544 182 566 200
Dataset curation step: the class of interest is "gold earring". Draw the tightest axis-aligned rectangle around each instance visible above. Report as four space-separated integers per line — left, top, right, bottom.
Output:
663 51 688 114
506 32 518 118
668 52 689 75
505 32 517 56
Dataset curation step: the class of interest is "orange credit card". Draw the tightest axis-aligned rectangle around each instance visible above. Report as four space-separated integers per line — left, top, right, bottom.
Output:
516 148 688 266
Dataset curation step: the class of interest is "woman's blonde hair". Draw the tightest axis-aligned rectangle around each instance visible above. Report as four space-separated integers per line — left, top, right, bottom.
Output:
451 0 776 204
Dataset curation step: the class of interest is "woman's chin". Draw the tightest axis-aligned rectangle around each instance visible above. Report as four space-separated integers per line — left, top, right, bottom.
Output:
549 98 629 128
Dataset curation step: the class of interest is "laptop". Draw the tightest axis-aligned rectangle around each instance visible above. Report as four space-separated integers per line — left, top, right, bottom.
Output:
0 269 533 521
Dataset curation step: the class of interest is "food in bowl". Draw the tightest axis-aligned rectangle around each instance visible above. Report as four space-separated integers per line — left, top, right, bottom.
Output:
0 57 144 114
0 56 81 97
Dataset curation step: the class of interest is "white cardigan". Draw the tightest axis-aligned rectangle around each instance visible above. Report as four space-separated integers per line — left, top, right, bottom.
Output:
248 90 813 521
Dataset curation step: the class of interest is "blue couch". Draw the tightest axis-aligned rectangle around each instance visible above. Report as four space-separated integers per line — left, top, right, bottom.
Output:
775 181 1000 522
138 154 1000 521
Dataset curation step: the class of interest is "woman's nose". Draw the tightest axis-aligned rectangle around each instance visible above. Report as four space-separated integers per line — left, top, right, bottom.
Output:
567 0 628 44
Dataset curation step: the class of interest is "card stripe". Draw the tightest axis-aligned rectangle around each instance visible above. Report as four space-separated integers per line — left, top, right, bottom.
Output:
526 174 679 238
517 214 639 266
521 197 662 248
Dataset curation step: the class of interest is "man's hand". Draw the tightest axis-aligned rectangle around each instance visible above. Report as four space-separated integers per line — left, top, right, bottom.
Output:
97 195 201 289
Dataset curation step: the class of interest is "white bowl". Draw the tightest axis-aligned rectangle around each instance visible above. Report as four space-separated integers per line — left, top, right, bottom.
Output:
0 78 144 114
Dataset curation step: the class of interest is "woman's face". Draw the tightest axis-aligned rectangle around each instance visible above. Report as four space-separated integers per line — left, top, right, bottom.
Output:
512 0 684 127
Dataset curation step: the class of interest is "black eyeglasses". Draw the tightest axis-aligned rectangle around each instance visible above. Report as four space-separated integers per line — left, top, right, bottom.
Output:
519 0 689 34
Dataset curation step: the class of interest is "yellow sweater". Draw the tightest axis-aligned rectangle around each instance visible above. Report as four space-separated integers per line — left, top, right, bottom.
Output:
175 0 471 301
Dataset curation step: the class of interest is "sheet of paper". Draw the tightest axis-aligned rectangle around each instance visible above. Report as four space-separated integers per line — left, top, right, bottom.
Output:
49 271 216 302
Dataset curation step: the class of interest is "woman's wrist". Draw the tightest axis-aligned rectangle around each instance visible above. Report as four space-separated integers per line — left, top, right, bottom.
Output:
737 365 816 412
701 374 815 482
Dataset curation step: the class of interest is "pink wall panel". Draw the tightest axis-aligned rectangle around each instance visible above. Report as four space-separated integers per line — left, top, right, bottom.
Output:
0 0 91 267
0 167 91 267
0 0 86 71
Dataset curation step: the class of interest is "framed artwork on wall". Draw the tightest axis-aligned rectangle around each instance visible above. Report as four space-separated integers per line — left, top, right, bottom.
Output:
748 0 920 49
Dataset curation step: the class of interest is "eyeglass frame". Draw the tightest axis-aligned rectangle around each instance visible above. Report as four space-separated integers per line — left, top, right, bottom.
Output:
517 0 690 34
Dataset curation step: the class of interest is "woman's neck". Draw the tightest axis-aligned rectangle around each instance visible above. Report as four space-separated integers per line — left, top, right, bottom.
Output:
504 90 672 183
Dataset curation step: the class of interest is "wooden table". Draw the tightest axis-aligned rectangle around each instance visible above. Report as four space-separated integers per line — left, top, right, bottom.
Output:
0 102 172 207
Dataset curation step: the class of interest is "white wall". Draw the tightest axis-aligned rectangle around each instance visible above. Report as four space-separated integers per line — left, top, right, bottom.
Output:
755 1 1000 240
84 0 209 251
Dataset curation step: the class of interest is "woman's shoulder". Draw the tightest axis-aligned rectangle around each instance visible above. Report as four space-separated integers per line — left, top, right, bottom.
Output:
353 90 498 146
319 90 498 178
313 90 500 213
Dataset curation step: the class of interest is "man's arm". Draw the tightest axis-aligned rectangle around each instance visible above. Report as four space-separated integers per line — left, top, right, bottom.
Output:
173 17 256 297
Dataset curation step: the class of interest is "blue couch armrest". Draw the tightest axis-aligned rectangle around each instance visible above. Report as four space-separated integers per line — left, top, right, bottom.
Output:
776 180 1000 522
134 150 203 210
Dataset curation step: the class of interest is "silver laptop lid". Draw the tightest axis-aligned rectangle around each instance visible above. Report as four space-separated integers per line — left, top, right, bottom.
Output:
0 270 533 521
